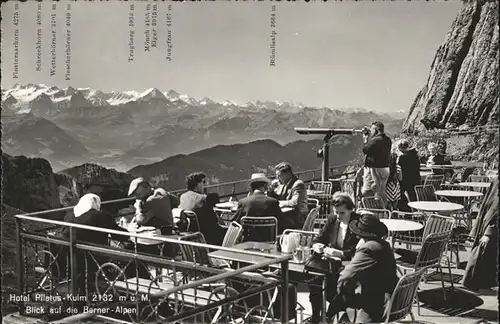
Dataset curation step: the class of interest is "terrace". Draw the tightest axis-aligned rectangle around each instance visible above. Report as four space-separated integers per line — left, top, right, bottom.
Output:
3 162 498 324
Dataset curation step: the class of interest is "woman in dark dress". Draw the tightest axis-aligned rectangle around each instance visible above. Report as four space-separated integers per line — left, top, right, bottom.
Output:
63 194 131 295
396 139 421 207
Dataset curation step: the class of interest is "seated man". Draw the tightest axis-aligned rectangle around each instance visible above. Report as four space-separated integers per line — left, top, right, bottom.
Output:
234 173 283 242
329 213 398 323
426 142 453 179
179 172 225 246
128 177 174 234
308 193 361 324
268 162 308 232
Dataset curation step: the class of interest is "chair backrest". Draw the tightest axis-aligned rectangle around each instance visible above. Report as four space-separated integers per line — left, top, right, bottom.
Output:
414 185 437 202
467 175 490 183
390 211 426 245
213 207 237 228
414 230 453 269
183 210 200 232
307 198 320 211
311 181 333 195
302 207 319 232
314 194 333 228
338 178 357 200
240 216 278 243
422 214 455 240
222 222 243 247
424 174 444 190
361 197 385 209
385 268 427 323
282 229 318 248
357 208 391 219
179 232 213 266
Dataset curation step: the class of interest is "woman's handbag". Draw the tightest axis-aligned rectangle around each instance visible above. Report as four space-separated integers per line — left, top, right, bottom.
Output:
304 252 343 275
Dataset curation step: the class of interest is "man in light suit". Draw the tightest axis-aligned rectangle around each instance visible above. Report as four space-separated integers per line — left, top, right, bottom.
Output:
268 162 308 231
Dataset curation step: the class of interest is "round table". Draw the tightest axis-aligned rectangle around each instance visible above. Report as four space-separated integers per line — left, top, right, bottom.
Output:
458 182 491 188
380 219 424 232
408 201 464 212
434 190 483 198
216 201 238 209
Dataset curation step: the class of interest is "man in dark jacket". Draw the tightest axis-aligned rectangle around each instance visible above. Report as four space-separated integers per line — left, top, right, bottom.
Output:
361 121 392 204
234 173 283 241
329 213 398 323
308 193 360 323
179 172 225 246
397 139 421 203
128 177 174 233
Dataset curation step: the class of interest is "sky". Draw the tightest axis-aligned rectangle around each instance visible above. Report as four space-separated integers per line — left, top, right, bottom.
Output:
1 0 461 112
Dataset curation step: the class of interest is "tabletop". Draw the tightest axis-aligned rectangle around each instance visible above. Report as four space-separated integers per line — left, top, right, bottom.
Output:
216 201 239 209
435 190 484 198
408 201 464 212
209 242 345 275
380 219 424 232
458 182 491 188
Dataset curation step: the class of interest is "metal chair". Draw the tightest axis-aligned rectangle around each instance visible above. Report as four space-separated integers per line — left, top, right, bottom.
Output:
357 208 391 220
183 210 201 232
311 181 333 195
424 174 444 190
395 231 454 315
361 196 385 209
179 232 214 267
212 222 243 268
382 268 427 323
314 194 333 229
240 216 278 243
414 185 437 202
467 175 490 183
214 207 237 228
302 207 319 232
390 211 427 248
307 198 319 211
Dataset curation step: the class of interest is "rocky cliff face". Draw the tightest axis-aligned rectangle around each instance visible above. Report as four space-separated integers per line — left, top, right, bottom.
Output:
402 0 499 133
1 154 62 217
57 163 134 214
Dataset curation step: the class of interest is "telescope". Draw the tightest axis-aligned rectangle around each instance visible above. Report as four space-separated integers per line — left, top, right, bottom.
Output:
294 128 368 136
294 127 368 181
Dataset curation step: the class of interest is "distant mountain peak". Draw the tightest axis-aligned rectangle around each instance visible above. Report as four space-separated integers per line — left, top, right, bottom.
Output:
138 88 167 101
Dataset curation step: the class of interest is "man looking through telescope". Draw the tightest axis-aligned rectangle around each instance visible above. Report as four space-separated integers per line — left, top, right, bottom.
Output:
361 121 392 204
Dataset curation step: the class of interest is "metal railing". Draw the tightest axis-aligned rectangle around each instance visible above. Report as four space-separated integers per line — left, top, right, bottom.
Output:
14 207 292 323
170 162 360 201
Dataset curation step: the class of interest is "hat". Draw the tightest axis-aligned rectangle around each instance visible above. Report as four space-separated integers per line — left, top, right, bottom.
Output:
397 139 414 153
128 177 145 196
248 173 271 186
349 214 388 239
74 193 101 217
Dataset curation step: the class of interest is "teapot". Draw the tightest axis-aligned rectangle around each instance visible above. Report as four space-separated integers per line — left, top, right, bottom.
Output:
280 232 301 254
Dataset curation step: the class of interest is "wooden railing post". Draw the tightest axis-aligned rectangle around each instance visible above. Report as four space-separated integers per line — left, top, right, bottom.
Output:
15 218 25 315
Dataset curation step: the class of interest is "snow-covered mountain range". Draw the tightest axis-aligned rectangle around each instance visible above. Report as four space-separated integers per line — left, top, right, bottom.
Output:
1 83 407 171
1 83 406 116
